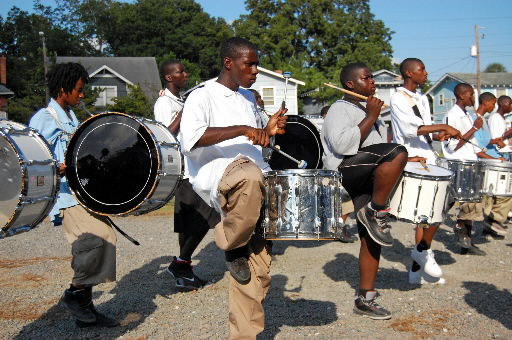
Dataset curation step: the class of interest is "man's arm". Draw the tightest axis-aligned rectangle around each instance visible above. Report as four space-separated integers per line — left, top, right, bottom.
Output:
195 125 269 147
357 96 383 143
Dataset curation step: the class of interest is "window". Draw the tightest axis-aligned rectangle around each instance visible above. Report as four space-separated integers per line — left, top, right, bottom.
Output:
261 87 275 106
438 93 444 106
92 86 117 106
497 88 507 97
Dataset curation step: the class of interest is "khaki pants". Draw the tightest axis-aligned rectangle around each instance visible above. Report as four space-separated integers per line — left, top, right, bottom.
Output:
62 204 117 286
483 195 512 223
228 235 272 340
458 202 484 222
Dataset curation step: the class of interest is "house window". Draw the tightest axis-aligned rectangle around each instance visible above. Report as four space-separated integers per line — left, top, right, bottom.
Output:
438 93 444 106
261 87 275 106
92 86 117 106
497 88 507 97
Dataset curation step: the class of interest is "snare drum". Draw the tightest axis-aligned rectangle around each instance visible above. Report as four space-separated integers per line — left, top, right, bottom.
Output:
481 159 512 196
65 112 183 215
262 169 343 240
389 162 452 224
0 120 59 237
436 158 483 202
268 115 323 170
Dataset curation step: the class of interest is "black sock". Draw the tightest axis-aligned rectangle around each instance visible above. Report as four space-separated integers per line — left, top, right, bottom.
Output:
411 261 421 272
370 201 386 211
416 240 429 252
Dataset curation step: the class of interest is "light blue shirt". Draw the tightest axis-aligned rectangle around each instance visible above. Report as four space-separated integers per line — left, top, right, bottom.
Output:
29 98 79 220
472 113 501 159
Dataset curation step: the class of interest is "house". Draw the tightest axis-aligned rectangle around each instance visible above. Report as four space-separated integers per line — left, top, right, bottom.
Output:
426 72 512 123
56 57 161 108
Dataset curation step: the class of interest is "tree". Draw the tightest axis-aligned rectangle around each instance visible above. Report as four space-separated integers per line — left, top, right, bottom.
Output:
106 84 152 118
484 63 507 73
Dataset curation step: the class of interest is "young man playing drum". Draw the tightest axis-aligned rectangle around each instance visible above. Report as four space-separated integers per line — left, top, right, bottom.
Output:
154 60 221 290
322 62 409 319
29 62 118 328
390 58 460 285
179 37 287 338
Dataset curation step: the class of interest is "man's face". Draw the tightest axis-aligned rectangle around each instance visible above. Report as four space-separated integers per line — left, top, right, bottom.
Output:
500 99 512 114
168 63 188 88
483 98 497 113
349 67 376 97
227 48 259 88
60 78 85 106
407 61 428 85
462 88 475 107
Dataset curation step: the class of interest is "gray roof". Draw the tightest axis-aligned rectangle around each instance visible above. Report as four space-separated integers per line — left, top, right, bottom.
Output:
446 72 512 87
0 84 14 97
56 57 161 100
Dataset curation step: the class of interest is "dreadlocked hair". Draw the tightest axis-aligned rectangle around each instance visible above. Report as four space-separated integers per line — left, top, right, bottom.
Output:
47 62 89 99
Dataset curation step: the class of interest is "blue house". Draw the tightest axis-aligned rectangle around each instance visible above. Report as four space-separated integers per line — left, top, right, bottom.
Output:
426 72 512 123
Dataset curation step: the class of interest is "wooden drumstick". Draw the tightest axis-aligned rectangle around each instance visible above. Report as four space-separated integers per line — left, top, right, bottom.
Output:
323 83 389 109
419 159 430 172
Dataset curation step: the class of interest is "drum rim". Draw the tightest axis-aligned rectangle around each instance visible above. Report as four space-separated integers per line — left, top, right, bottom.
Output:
438 158 481 165
65 112 164 216
264 169 340 177
481 160 512 170
402 171 453 181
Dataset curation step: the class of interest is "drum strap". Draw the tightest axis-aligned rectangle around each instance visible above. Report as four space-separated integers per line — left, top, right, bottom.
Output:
47 106 72 142
105 216 140 246
345 99 382 138
400 91 434 146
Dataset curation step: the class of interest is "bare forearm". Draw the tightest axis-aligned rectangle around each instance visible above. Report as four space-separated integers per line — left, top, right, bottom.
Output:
454 128 477 151
195 126 250 147
358 115 378 143
168 111 182 135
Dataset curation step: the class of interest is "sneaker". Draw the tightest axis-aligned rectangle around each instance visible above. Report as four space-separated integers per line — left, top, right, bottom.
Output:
485 219 507 235
461 244 486 256
353 291 391 320
225 254 251 284
61 288 96 323
76 305 119 328
166 257 206 290
482 226 505 240
453 226 471 249
411 248 442 278
356 205 393 247
408 268 446 285
338 225 358 243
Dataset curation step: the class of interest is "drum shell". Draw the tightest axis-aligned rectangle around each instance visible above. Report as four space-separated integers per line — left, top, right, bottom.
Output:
0 120 59 236
481 159 512 196
436 158 483 202
262 169 343 240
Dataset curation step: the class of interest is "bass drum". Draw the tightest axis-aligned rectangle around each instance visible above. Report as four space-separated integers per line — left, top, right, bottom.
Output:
65 112 183 216
1 120 59 237
268 115 323 170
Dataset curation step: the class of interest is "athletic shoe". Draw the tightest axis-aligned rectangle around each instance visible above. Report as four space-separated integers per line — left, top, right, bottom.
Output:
408 268 446 285
453 226 471 249
461 244 486 256
353 291 391 320
482 226 505 240
338 225 358 243
485 219 507 235
76 305 119 328
166 257 206 290
356 205 393 247
225 255 251 284
411 248 442 278
61 288 96 323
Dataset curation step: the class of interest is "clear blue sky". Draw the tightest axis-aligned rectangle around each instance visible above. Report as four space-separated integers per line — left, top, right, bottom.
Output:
2 0 511 82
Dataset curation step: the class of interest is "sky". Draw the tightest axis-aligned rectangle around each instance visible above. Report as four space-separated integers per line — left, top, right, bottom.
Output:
1 0 511 83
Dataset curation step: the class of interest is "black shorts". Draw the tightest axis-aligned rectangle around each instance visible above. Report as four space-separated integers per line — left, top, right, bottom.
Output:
338 143 406 212
174 179 221 234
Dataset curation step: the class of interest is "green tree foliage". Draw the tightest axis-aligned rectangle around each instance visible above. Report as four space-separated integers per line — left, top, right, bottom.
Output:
106 84 152 118
484 63 507 73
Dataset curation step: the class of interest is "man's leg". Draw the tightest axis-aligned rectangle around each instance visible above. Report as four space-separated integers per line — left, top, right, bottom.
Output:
456 203 486 255
410 225 444 284
484 196 512 236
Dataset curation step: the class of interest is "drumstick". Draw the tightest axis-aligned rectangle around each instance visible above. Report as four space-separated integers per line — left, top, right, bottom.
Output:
323 83 389 109
270 145 308 169
418 159 430 172
457 137 488 152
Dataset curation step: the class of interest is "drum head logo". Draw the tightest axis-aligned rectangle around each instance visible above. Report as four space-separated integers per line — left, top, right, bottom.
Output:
80 178 89 186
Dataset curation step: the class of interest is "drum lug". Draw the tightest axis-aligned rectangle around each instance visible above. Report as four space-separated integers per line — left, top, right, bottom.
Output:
20 196 53 205
26 159 55 166
159 141 180 148
157 170 167 176
147 199 166 205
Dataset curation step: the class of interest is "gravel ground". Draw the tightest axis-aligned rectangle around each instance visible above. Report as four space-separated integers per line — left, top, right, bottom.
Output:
0 208 511 339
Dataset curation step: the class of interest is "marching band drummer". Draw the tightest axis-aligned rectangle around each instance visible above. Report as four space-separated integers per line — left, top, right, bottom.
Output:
154 60 221 290
322 62 409 320
179 37 287 338
390 58 460 285
29 63 119 328
489 95 512 161
442 87 497 256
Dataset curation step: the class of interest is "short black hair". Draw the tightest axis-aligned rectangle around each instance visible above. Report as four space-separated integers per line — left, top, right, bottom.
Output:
399 58 423 77
47 62 89 99
479 92 496 104
320 105 331 117
498 95 512 107
453 83 473 99
220 37 257 66
159 60 182 83
340 62 368 89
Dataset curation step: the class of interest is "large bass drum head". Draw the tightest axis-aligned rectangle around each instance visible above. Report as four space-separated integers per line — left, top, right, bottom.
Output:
66 113 159 215
269 115 323 170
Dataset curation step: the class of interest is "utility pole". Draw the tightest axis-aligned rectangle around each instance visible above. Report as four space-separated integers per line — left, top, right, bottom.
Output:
39 31 49 104
474 24 481 96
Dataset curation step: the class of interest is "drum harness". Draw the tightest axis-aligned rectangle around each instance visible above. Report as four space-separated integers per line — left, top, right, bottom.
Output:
47 106 140 246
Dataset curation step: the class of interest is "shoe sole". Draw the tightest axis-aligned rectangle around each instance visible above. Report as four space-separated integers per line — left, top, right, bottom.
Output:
165 268 204 290
356 209 393 247
353 307 392 320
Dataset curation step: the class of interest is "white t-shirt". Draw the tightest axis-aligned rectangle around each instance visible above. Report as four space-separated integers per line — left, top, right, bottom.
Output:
441 105 478 161
179 81 269 211
391 86 436 164
488 112 512 153
154 88 184 128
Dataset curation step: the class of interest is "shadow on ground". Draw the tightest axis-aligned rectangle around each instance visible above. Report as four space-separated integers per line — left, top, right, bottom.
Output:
463 281 512 330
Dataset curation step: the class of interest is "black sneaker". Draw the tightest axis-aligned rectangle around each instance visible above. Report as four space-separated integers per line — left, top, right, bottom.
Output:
454 226 471 248
356 205 393 247
353 291 391 320
483 226 505 240
76 305 119 328
61 288 96 323
225 247 251 284
166 257 206 290
338 225 358 243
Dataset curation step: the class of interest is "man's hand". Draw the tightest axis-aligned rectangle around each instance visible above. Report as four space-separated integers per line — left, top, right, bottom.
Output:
408 156 427 163
366 96 384 118
473 116 483 130
244 127 270 147
264 107 288 136
490 137 506 148
443 126 462 139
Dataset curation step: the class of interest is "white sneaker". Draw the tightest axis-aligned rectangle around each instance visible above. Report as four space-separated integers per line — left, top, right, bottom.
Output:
411 247 443 278
408 268 446 285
